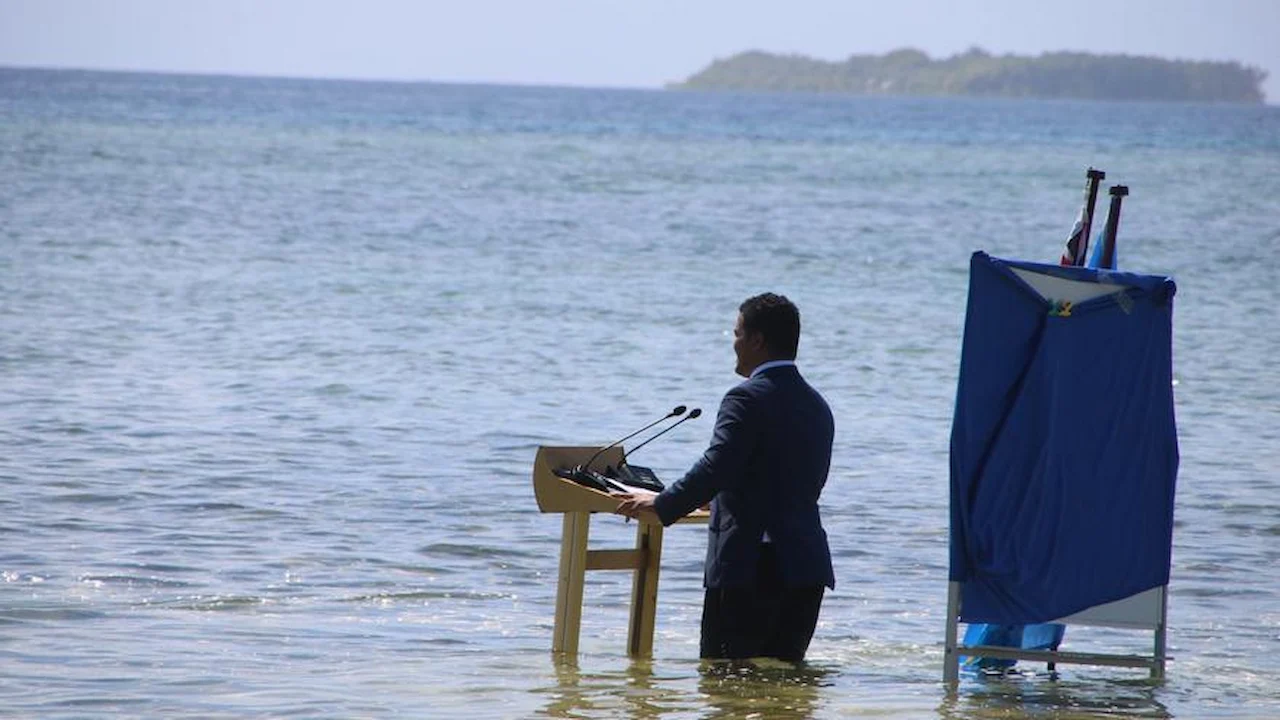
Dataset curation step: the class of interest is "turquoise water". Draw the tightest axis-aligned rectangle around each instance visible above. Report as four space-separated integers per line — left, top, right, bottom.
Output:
2 68 1278 718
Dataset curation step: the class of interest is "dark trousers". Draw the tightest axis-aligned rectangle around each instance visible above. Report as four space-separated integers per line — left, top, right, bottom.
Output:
699 543 825 662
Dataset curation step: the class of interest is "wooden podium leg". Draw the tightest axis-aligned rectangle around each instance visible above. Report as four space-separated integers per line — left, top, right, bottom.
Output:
553 511 591 656
627 520 664 658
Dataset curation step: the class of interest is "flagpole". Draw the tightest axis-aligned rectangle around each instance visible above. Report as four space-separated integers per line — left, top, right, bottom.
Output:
1099 185 1129 269
1075 168 1107 265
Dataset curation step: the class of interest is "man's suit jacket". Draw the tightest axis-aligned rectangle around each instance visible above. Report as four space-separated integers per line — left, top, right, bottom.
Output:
654 365 835 589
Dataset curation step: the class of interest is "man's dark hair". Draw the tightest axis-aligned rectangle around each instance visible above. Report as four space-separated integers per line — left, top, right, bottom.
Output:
739 292 800 359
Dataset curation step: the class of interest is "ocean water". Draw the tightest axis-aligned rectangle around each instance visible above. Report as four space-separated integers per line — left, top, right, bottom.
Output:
1 68 1278 719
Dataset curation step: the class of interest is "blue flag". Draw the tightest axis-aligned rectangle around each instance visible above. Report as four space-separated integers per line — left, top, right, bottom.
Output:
1086 226 1115 269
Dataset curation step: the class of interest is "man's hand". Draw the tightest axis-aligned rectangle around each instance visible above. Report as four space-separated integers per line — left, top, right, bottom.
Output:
613 493 659 522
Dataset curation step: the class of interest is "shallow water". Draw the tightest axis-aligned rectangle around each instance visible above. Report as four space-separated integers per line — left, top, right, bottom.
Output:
2 68 1279 718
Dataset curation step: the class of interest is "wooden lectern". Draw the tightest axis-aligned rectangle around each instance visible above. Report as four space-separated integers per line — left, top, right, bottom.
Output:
532 445 707 658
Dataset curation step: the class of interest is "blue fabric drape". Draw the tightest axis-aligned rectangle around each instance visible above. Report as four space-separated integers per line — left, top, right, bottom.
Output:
949 252 1178 624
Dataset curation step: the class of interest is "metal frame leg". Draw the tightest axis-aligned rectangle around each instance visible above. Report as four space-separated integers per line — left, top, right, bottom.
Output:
944 581 961 685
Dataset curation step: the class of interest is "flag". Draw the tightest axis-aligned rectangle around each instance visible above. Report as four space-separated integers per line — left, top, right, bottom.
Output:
1060 169 1105 266
1060 205 1088 266
1086 226 1115 269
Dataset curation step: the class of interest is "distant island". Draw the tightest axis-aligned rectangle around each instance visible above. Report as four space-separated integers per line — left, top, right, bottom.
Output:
670 48 1267 104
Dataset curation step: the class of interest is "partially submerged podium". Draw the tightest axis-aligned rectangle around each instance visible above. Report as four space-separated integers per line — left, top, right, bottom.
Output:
532 446 706 658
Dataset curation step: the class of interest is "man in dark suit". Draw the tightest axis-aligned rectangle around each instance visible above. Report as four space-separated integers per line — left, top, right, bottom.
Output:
615 292 835 662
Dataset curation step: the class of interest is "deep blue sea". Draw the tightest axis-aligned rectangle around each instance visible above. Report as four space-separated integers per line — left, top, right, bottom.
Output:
2 68 1278 718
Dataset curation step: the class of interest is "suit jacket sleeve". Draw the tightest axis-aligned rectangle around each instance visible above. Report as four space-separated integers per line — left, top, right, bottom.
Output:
653 384 758 526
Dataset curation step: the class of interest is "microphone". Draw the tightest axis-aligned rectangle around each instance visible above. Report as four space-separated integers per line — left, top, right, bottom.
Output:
553 406 687 494
620 408 702 465
578 405 686 474
612 408 703 492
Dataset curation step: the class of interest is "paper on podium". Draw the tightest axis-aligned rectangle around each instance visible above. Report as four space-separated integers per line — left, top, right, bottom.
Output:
610 487 657 498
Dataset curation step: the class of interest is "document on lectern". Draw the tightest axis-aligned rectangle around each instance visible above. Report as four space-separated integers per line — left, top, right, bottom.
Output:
610 487 657 498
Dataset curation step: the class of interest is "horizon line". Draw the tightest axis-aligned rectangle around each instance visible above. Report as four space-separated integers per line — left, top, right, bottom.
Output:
0 62 666 92
3 62 1273 106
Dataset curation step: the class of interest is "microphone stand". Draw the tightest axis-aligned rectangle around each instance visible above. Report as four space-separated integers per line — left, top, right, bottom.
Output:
578 406 685 475
555 406 688 494
613 408 703 492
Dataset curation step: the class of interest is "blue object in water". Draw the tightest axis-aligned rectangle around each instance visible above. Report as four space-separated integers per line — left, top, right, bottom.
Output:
961 622 1065 670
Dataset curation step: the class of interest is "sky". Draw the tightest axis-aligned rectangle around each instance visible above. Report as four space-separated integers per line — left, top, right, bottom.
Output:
2 0 1277 102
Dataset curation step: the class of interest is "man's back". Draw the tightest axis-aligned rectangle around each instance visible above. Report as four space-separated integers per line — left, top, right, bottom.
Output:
704 365 835 589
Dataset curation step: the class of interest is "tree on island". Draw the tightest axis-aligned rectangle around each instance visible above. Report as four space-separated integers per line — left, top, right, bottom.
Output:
670 48 1267 103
